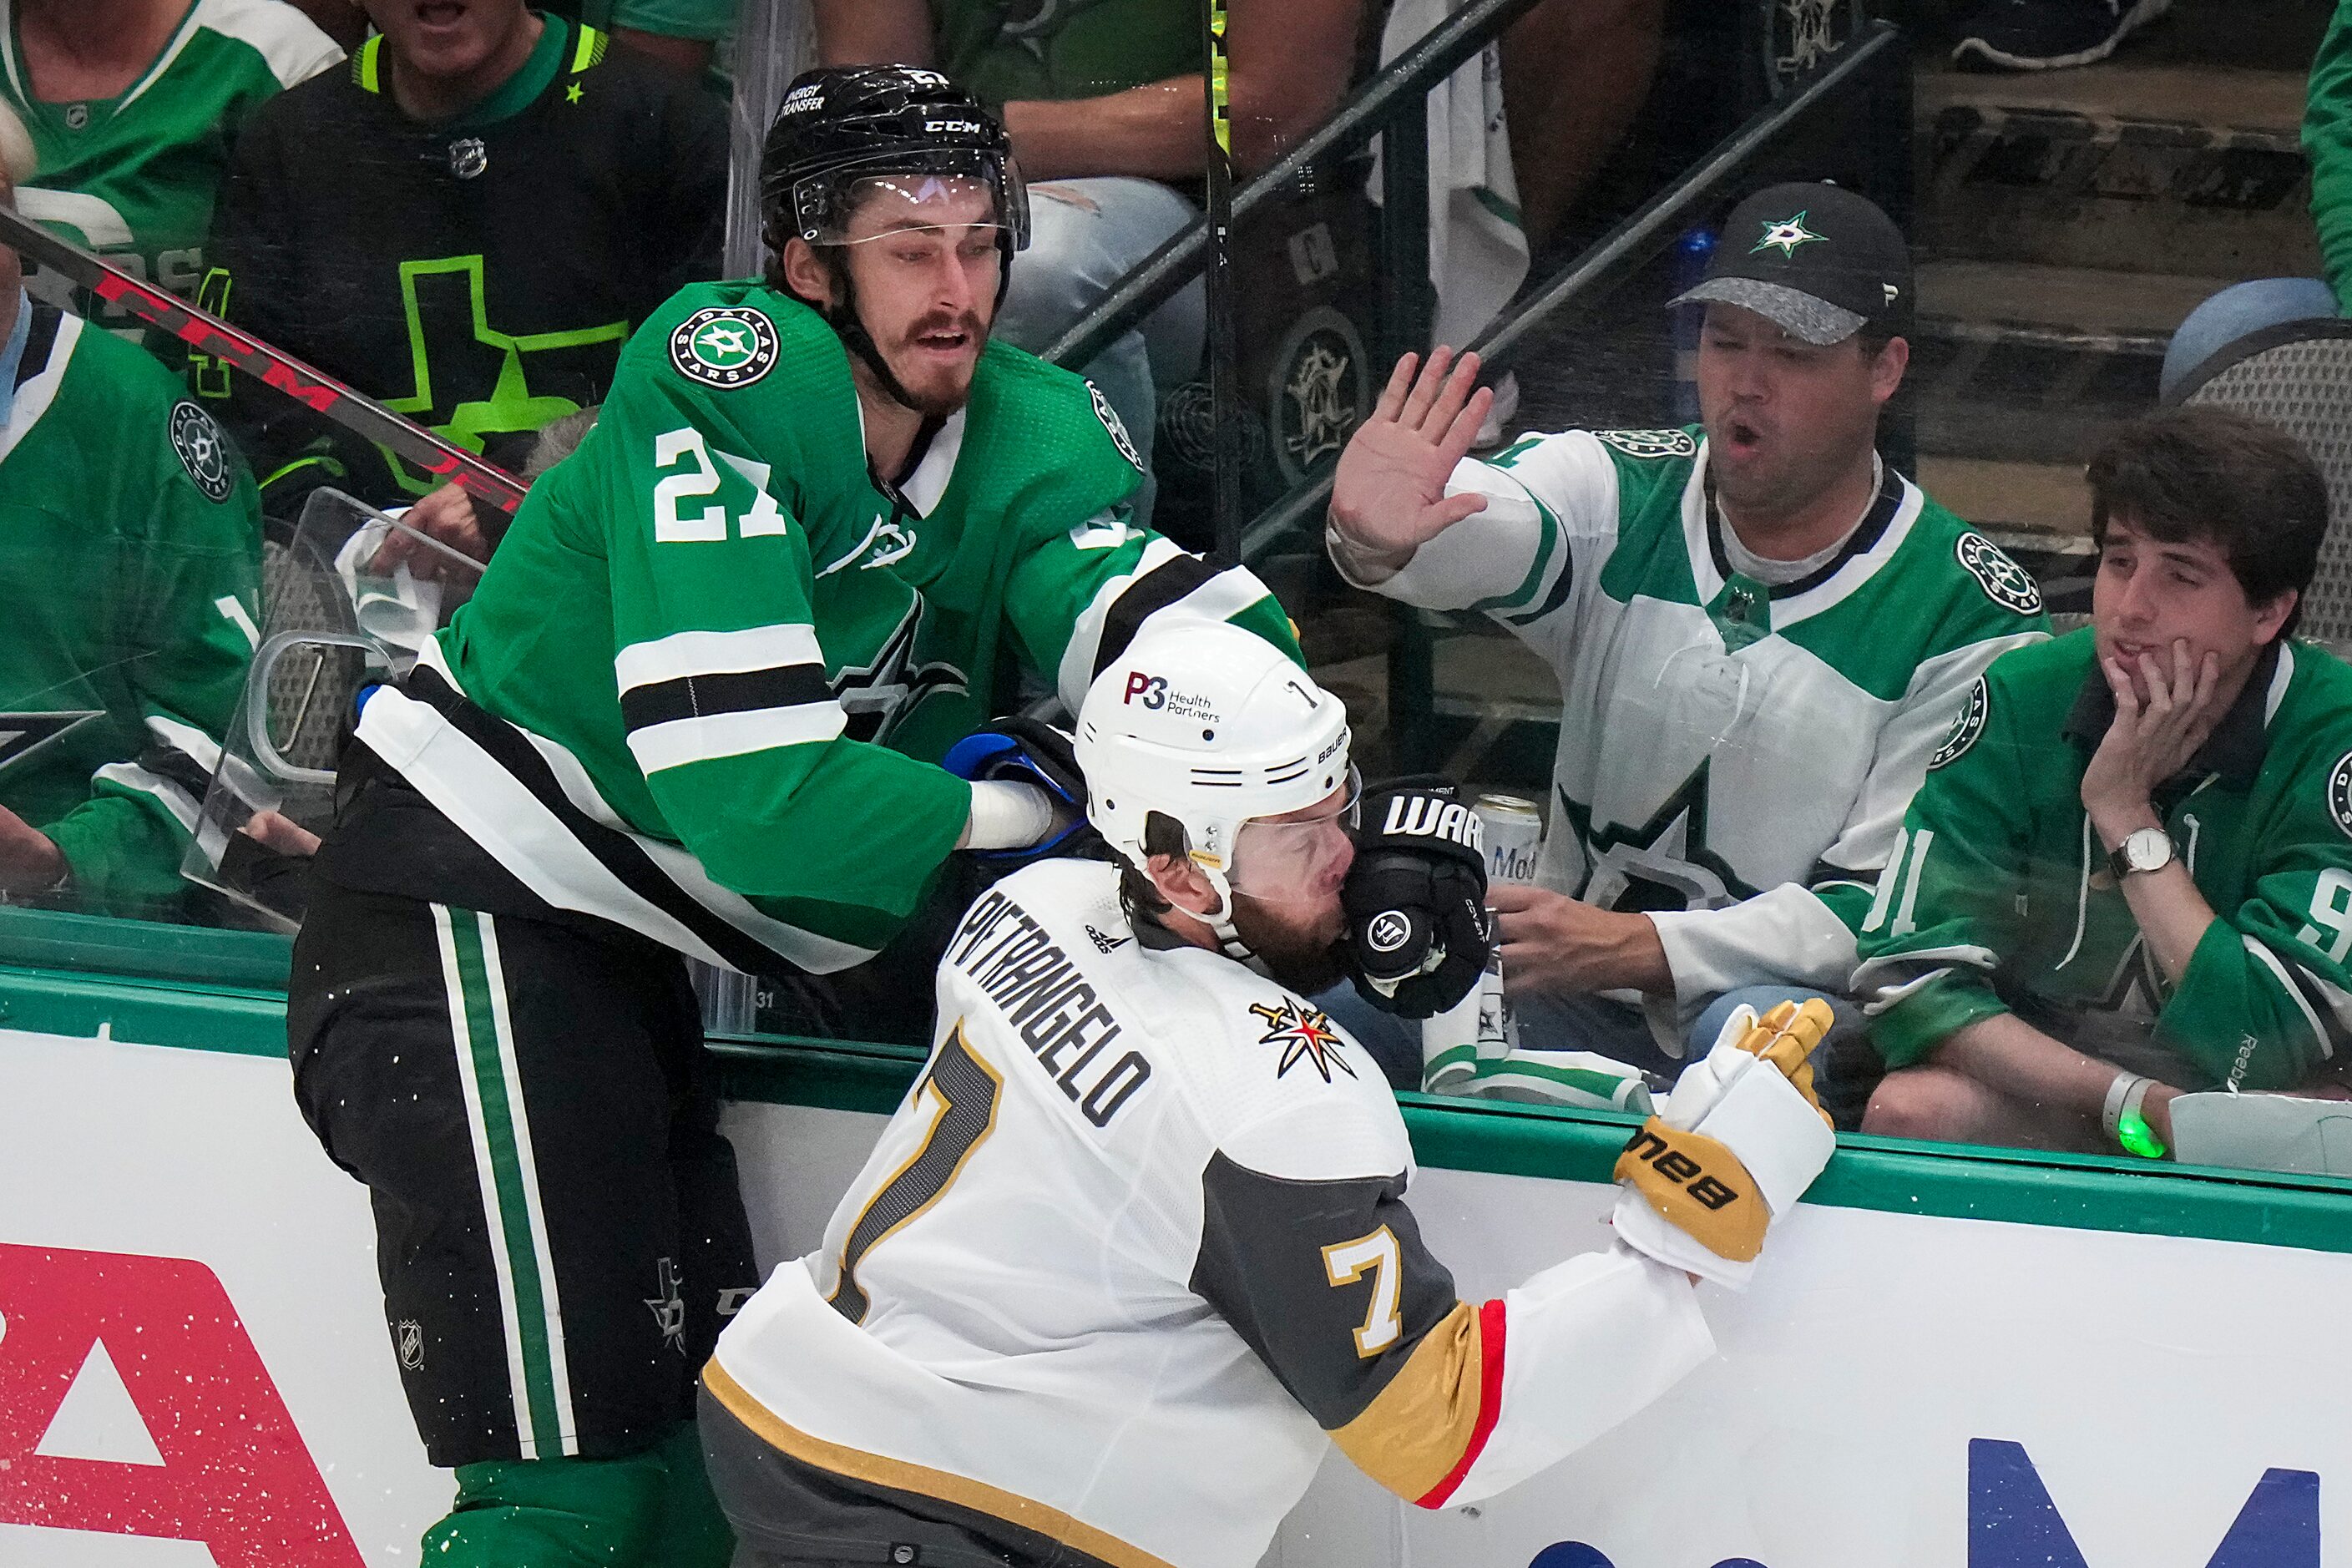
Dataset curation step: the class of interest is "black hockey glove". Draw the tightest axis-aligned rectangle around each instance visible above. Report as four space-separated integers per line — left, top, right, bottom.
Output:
1341 776 1490 1019
941 715 1095 859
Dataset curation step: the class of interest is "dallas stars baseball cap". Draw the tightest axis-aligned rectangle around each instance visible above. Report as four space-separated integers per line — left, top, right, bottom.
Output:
1670 181 1913 346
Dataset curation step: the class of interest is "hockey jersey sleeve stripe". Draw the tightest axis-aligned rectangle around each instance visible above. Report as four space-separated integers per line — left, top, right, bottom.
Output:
2240 934 2339 1059
1091 552 1222 676
143 712 223 775
618 664 835 732
1418 1298 1508 1507
1326 1297 1492 1503
614 623 827 690
625 703 849 776
91 761 200 834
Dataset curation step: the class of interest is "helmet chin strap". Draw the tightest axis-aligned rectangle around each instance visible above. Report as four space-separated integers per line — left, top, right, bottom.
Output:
1196 867 1272 975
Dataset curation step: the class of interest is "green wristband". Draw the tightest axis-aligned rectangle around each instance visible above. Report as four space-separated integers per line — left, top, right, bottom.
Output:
2116 1108 2166 1160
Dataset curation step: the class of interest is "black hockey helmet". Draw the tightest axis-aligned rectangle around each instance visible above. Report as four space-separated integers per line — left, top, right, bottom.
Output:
760 65 1028 253
758 66 1027 410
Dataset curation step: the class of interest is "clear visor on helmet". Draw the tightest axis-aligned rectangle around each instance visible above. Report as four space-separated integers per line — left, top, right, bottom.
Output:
1227 768 1363 904
792 151 1029 250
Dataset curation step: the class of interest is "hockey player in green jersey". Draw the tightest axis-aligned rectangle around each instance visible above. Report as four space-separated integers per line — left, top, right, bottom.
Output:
1323 182 2048 1096
286 67 1298 1567
1857 408 2352 1156
3 0 341 337
0 117 261 918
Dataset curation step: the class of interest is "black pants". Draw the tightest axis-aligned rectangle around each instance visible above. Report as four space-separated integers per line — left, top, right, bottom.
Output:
289 881 757 1468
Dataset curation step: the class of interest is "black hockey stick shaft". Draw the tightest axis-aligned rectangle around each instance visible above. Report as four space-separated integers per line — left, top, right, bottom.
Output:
1203 0 1242 567
0 207 529 515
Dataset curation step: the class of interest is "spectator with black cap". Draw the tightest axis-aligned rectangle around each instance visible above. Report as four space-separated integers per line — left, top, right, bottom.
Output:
1319 180 2051 1116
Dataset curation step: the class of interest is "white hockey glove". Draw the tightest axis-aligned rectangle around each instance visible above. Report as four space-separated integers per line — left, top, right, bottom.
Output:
1610 999 1837 1291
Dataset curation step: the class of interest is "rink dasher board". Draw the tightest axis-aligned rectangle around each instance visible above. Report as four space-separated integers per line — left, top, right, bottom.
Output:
2 975 2351 1568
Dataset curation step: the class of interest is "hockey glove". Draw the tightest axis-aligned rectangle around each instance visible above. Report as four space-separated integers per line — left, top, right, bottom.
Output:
1611 999 1838 1291
1341 776 1490 1019
942 716 1092 857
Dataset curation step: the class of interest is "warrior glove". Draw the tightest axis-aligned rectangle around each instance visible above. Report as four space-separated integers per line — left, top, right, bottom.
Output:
1611 998 1837 1291
1341 777 1489 1018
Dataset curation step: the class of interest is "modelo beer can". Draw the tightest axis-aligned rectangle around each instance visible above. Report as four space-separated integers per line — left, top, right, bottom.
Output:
1476 793 1542 886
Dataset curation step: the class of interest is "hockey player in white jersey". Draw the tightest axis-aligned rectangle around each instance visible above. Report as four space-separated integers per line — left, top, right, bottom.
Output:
700 621 1840 1568
1325 181 2049 1092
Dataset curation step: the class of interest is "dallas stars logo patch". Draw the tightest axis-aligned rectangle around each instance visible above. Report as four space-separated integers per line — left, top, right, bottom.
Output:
0 711 104 776
1596 427 1697 461
1089 382 1144 471
1930 676 1988 770
670 307 779 389
1751 210 1826 258
169 402 235 502
2327 751 2352 840
1955 532 2043 615
1249 999 1356 1083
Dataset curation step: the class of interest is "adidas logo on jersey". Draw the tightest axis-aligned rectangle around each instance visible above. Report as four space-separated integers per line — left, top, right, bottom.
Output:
1085 924 1130 953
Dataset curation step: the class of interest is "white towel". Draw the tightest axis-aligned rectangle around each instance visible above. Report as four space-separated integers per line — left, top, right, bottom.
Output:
1365 0 1530 357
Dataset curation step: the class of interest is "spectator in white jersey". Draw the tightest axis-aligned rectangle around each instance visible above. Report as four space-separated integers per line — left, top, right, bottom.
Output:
1322 182 2051 1110
699 620 1839 1568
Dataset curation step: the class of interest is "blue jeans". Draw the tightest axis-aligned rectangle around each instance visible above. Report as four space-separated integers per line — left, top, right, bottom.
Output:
993 177 1204 526
1318 982 1859 1095
2160 276 2340 402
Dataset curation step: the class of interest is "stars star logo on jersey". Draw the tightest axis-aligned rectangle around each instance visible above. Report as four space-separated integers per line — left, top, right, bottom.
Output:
670 307 780 388
0 713 105 776
169 402 235 503
1751 210 1826 257
644 1257 687 1355
1563 762 1756 917
1955 532 2043 615
832 598 969 746
2326 751 2352 839
564 82 583 104
1930 677 1990 771
1249 999 1356 1082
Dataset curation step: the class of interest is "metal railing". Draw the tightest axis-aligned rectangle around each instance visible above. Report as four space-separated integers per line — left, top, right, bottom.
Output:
1042 10 1907 569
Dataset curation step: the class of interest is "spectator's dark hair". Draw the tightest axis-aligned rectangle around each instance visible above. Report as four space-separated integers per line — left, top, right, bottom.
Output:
2086 407 2331 638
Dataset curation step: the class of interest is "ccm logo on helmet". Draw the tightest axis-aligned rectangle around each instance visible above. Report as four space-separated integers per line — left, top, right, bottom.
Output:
1380 796 1482 853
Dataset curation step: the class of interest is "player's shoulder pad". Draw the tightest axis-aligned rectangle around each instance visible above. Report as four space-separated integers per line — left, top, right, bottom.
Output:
974 340 1146 474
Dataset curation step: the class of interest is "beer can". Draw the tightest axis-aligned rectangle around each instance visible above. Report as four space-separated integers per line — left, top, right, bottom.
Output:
1475 793 1542 886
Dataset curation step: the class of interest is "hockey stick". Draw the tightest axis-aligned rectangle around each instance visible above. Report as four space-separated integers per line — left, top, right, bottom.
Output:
1202 0 1242 567
0 207 529 516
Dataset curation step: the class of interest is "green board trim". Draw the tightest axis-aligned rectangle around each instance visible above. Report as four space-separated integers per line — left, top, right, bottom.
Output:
0 905 291 992
6 953 2351 1255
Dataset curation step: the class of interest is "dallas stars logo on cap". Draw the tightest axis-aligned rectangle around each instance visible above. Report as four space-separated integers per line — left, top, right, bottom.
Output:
1751 210 1826 258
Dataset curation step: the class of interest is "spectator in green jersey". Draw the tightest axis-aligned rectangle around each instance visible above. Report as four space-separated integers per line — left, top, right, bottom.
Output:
1857 409 2352 1157
3 0 341 340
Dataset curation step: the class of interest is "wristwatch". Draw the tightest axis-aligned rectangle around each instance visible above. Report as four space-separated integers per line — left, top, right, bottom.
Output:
2108 826 2175 880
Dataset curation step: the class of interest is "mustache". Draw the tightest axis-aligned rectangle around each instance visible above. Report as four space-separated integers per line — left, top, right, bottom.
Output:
898 311 984 348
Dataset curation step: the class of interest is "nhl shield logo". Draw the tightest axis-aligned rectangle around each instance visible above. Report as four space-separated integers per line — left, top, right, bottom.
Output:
1955 532 2043 615
670 307 780 389
169 401 235 502
2328 751 2352 840
1930 676 1989 770
394 1319 425 1372
1598 427 1698 462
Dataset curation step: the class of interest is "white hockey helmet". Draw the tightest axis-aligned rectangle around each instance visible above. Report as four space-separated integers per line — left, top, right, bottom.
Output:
1076 621 1354 931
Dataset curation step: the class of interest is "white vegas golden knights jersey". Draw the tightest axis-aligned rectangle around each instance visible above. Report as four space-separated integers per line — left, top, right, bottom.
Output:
707 858 1714 1568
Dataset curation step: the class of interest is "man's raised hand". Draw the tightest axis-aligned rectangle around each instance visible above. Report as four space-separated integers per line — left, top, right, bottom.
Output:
1328 347 1495 560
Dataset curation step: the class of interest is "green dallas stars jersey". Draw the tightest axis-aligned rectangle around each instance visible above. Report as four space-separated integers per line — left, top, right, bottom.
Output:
1336 427 2048 1018
0 304 261 918
343 284 1297 974
1 0 341 336
1855 630 2352 1091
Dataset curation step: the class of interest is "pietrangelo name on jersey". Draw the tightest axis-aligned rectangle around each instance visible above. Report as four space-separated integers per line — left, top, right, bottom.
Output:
946 890 1153 1129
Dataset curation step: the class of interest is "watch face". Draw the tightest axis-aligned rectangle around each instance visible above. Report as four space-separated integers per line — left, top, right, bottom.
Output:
2124 827 2172 873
